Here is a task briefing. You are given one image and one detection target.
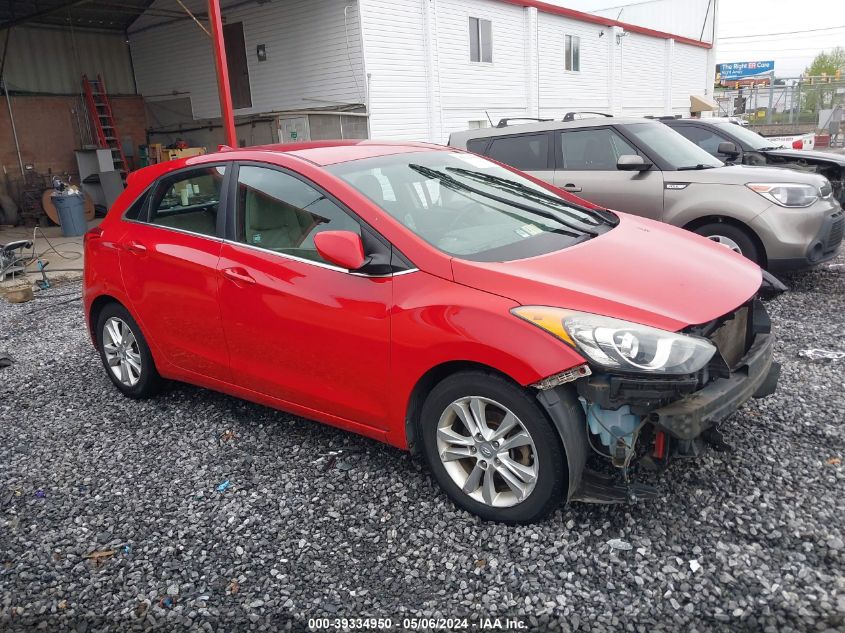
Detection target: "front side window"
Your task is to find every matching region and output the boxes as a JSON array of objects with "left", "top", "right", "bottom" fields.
[
  {"left": 623, "top": 123, "right": 723, "bottom": 170},
  {"left": 559, "top": 128, "right": 638, "bottom": 170},
  {"left": 235, "top": 165, "right": 360, "bottom": 264},
  {"left": 486, "top": 134, "right": 550, "bottom": 171},
  {"left": 711, "top": 121, "right": 780, "bottom": 151},
  {"left": 672, "top": 125, "right": 731, "bottom": 157},
  {"left": 469, "top": 17, "right": 492, "bottom": 63},
  {"left": 148, "top": 166, "right": 225, "bottom": 237},
  {"left": 565, "top": 35, "right": 580, "bottom": 72},
  {"left": 327, "top": 151, "right": 612, "bottom": 262}
]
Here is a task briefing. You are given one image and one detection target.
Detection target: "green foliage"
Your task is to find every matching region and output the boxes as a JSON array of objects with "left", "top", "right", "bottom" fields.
[
  {"left": 804, "top": 47, "right": 845, "bottom": 77},
  {"left": 801, "top": 48, "right": 845, "bottom": 113}
]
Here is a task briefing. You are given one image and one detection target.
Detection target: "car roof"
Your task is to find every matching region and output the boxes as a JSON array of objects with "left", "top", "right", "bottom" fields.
[
  {"left": 125, "top": 140, "right": 450, "bottom": 188},
  {"left": 663, "top": 118, "right": 739, "bottom": 127},
  {"left": 448, "top": 117, "right": 656, "bottom": 144},
  {"left": 227, "top": 140, "right": 446, "bottom": 166}
]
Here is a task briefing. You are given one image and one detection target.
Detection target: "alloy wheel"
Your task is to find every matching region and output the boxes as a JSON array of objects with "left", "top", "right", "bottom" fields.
[
  {"left": 706, "top": 234, "right": 742, "bottom": 254},
  {"left": 102, "top": 317, "right": 142, "bottom": 387},
  {"left": 436, "top": 396, "right": 539, "bottom": 508}
]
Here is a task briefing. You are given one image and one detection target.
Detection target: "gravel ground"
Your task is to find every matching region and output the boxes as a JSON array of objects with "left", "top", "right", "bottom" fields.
[{"left": 1, "top": 253, "right": 844, "bottom": 633}]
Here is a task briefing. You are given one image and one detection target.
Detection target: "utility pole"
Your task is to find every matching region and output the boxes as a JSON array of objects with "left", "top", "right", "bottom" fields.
[{"left": 208, "top": 0, "right": 236, "bottom": 147}]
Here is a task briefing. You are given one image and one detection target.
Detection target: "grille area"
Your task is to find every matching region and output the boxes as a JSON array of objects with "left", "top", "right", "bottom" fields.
[
  {"left": 826, "top": 211, "right": 844, "bottom": 254},
  {"left": 685, "top": 305, "right": 754, "bottom": 375},
  {"left": 708, "top": 307, "right": 749, "bottom": 369}
]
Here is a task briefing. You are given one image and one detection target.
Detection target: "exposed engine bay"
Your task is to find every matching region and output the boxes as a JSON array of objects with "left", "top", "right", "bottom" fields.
[{"left": 558, "top": 294, "right": 781, "bottom": 505}]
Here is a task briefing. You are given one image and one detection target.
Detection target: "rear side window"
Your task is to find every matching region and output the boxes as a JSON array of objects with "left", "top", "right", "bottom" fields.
[
  {"left": 123, "top": 190, "right": 149, "bottom": 221},
  {"left": 466, "top": 138, "right": 490, "bottom": 155},
  {"left": 235, "top": 165, "right": 361, "bottom": 265},
  {"left": 147, "top": 166, "right": 226, "bottom": 237},
  {"left": 486, "top": 134, "right": 550, "bottom": 171},
  {"left": 559, "top": 128, "right": 638, "bottom": 170}
]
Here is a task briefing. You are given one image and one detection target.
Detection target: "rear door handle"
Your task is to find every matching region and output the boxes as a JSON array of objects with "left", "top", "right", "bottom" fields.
[
  {"left": 124, "top": 241, "right": 147, "bottom": 254},
  {"left": 221, "top": 267, "right": 256, "bottom": 285},
  {"left": 562, "top": 183, "right": 582, "bottom": 192}
]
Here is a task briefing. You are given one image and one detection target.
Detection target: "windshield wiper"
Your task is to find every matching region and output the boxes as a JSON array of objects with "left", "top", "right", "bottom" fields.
[
  {"left": 445, "top": 167, "right": 618, "bottom": 227},
  {"left": 758, "top": 146, "right": 783, "bottom": 151},
  {"left": 409, "top": 164, "right": 597, "bottom": 237},
  {"left": 677, "top": 164, "right": 717, "bottom": 171}
]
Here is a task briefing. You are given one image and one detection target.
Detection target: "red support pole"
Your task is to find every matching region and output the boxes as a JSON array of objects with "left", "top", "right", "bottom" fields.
[{"left": 208, "top": 0, "right": 237, "bottom": 147}]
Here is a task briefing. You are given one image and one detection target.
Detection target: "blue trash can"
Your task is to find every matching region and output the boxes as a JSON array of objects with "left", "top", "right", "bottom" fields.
[{"left": 52, "top": 193, "right": 87, "bottom": 236}]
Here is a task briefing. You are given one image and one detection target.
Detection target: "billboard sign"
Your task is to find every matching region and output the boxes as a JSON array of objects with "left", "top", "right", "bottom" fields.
[{"left": 718, "top": 61, "right": 775, "bottom": 81}]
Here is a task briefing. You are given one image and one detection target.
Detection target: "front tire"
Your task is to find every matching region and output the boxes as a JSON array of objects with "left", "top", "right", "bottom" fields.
[
  {"left": 693, "top": 222, "right": 761, "bottom": 265},
  {"left": 96, "top": 303, "right": 163, "bottom": 399},
  {"left": 419, "top": 371, "right": 567, "bottom": 523}
]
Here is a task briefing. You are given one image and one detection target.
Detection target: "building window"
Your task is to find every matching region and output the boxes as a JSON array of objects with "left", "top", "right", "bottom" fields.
[
  {"left": 469, "top": 17, "right": 492, "bottom": 63},
  {"left": 467, "top": 120, "right": 490, "bottom": 129},
  {"left": 565, "top": 34, "right": 580, "bottom": 72}
]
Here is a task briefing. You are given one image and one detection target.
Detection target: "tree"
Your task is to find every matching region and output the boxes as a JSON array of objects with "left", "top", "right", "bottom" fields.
[
  {"left": 805, "top": 47, "right": 845, "bottom": 77},
  {"left": 802, "top": 47, "right": 845, "bottom": 112}
]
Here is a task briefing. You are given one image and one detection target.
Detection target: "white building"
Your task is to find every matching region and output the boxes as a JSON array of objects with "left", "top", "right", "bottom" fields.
[{"left": 125, "top": 0, "right": 716, "bottom": 146}]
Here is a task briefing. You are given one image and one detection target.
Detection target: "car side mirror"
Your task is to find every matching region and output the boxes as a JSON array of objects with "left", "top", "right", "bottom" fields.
[
  {"left": 617, "top": 155, "right": 652, "bottom": 171},
  {"left": 314, "top": 231, "right": 368, "bottom": 270},
  {"left": 717, "top": 141, "right": 740, "bottom": 158}
]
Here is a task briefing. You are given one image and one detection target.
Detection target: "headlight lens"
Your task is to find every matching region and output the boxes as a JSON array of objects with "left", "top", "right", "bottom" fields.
[
  {"left": 512, "top": 307, "right": 716, "bottom": 375},
  {"left": 746, "top": 182, "right": 819, "bottom": 207}
]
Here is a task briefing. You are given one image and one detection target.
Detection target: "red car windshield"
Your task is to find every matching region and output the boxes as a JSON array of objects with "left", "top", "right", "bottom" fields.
[{"left": 327, "top": 151, "right": 614, "bottom": 262}]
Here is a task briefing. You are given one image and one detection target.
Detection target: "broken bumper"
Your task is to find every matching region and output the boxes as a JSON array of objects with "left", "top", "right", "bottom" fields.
[{"left": 648, "top": 332, "right": 780, "bottom": 440}]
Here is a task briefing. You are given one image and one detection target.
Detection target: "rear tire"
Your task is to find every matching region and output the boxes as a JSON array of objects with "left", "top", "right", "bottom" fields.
[
  {"left": 419, "top": 371, "right": 567, "bottom": 524},
  {"left": 693, "top": 222, "right": 761, "bottom": 265},
  {"left": 96, "top": 303, "right": 163, "bottom": 399}
]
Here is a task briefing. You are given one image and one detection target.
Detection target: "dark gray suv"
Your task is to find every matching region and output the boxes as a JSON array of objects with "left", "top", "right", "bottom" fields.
[{"left": 660, "top": 116, "right": 845, "bottom": 204}]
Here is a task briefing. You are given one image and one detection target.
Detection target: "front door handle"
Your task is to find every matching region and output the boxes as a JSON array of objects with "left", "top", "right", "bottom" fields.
[
  {"left": 562, "top": 183, "right": 582, "bottom": 192},
  {"left": 221, "top": 267, "right": 256, "bottom": 285},
  {"left": 124, "top": 241, "right": 147, "bottom": 254}
]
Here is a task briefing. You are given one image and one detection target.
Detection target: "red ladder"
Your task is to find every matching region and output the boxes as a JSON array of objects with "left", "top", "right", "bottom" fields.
[{"left": 82, "top": 74, "right": 128, "bottom": 175}]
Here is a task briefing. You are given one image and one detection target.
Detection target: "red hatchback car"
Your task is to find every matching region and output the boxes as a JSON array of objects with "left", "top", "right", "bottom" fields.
[{"left": 84, "top": 141, "right": 780, "bottom": 523}]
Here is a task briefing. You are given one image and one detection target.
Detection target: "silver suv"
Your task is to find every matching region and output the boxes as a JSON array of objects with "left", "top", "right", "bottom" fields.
[{"left": 449, "top": 117, "right": 843, "bottom": 271}]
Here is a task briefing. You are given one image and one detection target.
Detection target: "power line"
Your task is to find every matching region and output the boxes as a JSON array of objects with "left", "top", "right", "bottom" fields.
[
  {"left": 719, "top": 47, "right": 843, "bottom": 54},
  {"left": 720, "top": 25, "right": 845, "bottom": 40}
]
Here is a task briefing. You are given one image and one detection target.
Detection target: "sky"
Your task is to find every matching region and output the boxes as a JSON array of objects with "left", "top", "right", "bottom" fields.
[
  {"left": 556, "top": 0, "right": 844, "bottom": 78},
  {"left": 715, "top": 0, "right": 845, "bottom": 78}
]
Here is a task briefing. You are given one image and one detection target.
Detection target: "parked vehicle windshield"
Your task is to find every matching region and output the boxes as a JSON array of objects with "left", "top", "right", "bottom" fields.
[
  {"left": 710, "top": 121, "right": 783, "bottom": 151},
  {"left": 327, "top": 151, "right": 614, "bottom": 262},
  {"left": 624, "top": 122, "right": 723, "bottom": 170}
]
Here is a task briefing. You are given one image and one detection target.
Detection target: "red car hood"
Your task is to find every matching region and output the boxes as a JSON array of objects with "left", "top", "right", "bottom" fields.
[{"left": 451, "top": 213, "right": 762, "bottom": 332}]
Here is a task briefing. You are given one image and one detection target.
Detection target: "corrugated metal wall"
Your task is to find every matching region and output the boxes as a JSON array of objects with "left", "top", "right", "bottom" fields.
[
  {"left": 129, "top": 0, "right": 365, "bottom": 120},
  {"left": 2, "top": 26, "right": 135, "bottom": 95}
]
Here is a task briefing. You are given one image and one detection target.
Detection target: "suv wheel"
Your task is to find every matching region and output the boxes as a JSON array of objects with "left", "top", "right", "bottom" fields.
[
  {"left": 420, "top": 371, "right": 566, "bottom": 523},
  {"left": 96, "top": 303, "right": 163, "bottom": 399},
  {"left": 694, "top": 222, "right": 761, "bottom": 265}
]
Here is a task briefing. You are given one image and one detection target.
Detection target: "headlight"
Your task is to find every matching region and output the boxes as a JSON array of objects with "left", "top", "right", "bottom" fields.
[
  {"left": 746, "top": 182, "right": 819, "bottom": 207},
  {"left": 512, "top": 307, "right": 716, "bottom": 375}
]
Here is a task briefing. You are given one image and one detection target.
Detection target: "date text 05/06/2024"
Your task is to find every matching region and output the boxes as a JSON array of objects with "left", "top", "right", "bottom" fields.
[{"left": 307, "top": 617, "right": 528, "bottom": 630}]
